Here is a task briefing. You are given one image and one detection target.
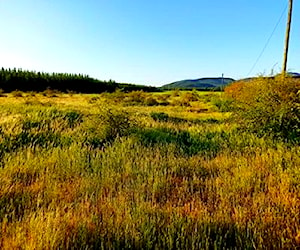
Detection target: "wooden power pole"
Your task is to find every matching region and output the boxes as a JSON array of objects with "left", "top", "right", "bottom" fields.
[{"left": 282, "top": 0, "right": 293, "bottom": 74}]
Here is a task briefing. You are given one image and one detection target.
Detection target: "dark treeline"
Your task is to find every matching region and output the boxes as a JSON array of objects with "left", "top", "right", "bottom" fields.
[{"left": 0, "top": 68, "right": 159, "bottom": 93}]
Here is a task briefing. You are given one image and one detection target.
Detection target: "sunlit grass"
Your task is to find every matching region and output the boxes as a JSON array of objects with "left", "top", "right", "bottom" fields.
[{"left": 0, "top": 91, "right": 299, "bottom": 249}]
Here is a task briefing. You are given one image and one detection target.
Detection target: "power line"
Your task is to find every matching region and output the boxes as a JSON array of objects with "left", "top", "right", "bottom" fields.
[{"left": 247, "top": 4, "right": 288, "bottom": 76}]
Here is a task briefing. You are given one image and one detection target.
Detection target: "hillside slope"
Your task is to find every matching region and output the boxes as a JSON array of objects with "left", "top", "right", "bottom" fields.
[{"left": 161, "top": 77, "right": 235, "bottom": 90}]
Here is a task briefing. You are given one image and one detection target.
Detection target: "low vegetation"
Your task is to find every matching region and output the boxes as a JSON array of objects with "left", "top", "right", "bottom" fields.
[
  {"left": 0, "top": 77, "right": 299, "bottom": 249},
  {"left": 225, "top": 76, "right": 300, "bottom": 142}
]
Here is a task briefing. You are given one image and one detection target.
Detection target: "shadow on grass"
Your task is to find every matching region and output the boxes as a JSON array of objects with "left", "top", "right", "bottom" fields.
[
  {"left": 60, "top": 218, "right": 256, "bottom": 249},
  {"left": 0, "top": 190, "right": 35, "bottom": 222},
  {"left": 135, "top": 127, "right": 229, "bottom": 157},
  {"left": 0, "top": 113, "right": 76, "bottom": 159},
  {"left": 150, "top": 112, "right": 222, "bottom": 125}
]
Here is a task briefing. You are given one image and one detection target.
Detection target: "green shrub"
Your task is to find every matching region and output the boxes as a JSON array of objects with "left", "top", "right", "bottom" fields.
[
  {"left": 225, "top": 76, "right": 300, "bottom": 142},
  {"left": 124, "top": 90, "right": 148, "bottom": 104},
  {"left": 99, "top": 109, "right": 135, "bottom": 141},
  {"left": 83, "top": 109, "right": 135, "bottom": 148}
]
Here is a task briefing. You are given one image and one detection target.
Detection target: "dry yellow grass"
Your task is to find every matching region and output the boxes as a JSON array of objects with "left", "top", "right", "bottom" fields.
[{"left": 0, "top": 91, "right": 299, "bottom": 249}]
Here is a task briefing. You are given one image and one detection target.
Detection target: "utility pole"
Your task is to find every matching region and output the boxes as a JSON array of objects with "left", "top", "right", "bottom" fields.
[{"left": 282, "top": 0, "right": 293, "bottom": 75}]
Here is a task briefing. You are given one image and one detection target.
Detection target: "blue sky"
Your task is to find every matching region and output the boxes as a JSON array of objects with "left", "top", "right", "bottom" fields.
[{"left": 0, "top": 0, "right": 299, "bottom": 86}]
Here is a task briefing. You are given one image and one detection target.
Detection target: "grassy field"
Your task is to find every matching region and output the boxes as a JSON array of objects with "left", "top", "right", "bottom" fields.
[{"left": 0, "top": 90, "right": 299, "bottom": 249}]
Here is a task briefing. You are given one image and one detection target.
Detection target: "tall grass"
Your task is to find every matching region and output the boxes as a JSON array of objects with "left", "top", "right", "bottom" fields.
[{"left": 0, "top": 90, "right": 299, "bottom": 249}]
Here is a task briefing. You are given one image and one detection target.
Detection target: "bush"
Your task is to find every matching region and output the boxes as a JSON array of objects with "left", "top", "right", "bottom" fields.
[
  {"left": 83, "top": 109, "right": 135, "bottom": 148},
  {"left": 124, "top": 90, "right": 148, "bottom": 104},
  {"left": 174, "top": 90, "right": 200, "bottom": 107},
  {"left": 99, "top": 109, "right": 135, "bottom": 141},
  {"left": 225, "top": 76, "right": 300, "bottom": 142}
]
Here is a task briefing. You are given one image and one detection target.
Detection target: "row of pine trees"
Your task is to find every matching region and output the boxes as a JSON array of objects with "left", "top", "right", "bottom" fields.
[{"left": 0, "top": 68, "right": 158, "bottom": 93}]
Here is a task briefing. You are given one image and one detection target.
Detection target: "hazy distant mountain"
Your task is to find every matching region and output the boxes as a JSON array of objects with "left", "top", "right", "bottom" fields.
[{"left": 161, "top": 77, "right": 235, "bottom": 90}]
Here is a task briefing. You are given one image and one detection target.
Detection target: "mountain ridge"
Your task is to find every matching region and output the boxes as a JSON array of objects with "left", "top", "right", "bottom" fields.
[{"left": 161, "top": 77, "right": 235, "bottom": 90}]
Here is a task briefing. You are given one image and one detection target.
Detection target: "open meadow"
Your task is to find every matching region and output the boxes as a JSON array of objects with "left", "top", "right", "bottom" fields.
[{"left": 0, "top": 84, "right": 299, "bottom": 249}]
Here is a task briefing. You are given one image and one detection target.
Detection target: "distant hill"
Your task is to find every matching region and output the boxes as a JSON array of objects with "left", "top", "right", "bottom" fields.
[{"left": 161, "top": 77, "right": 235, "bottom": 90}]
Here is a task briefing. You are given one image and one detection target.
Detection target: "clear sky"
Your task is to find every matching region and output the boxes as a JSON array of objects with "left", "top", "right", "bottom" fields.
[{"left": 0, "top": 0, "right": 299, "bottom": 86}]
